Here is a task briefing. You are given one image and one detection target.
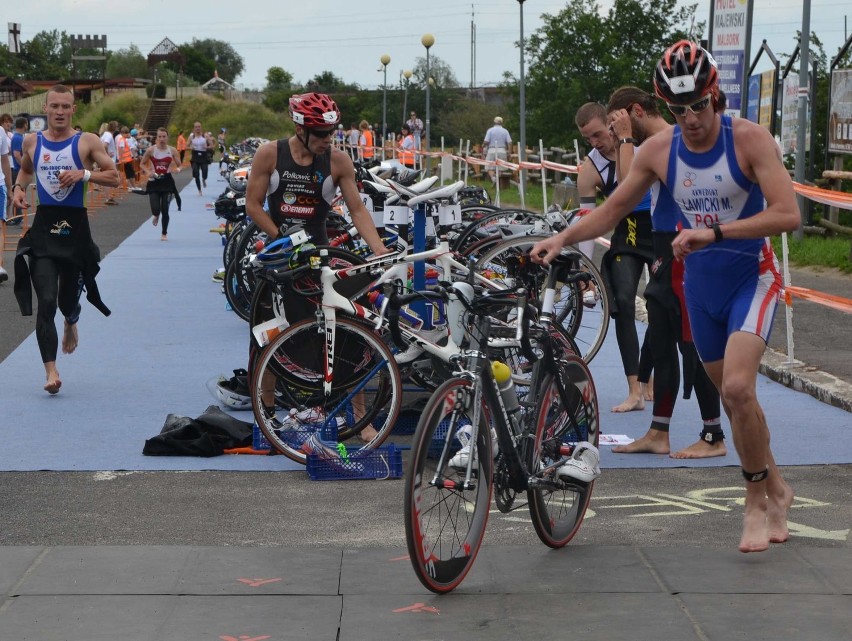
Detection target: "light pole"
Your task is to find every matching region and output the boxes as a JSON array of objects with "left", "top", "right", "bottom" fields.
[
  {"left": 517, "top": 0, "right": 527, "bottom": 207},
  {"left": 401, "top": 69, "right": 412, "bottom": 126},
  {"left": 421, "top": 33, "right": 435, "bottom": 171},
  {"left": 380, "top": 54, "right": 391, "bottom": 158}
]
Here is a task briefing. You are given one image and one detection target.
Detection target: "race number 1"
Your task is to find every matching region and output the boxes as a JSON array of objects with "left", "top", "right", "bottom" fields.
[{"left": 438, "top": 203, "right": 461, "bottom": 226}]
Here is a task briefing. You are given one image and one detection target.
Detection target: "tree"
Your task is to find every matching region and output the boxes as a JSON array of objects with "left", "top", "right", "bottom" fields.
[
  {"left": 523, "top": 0, "right": 699, "bottom": 147},
  {"left": 411, "top": 54, "right": 459, "bottom": 89},
  {"left": 177, "top": 38, "right": 244, "bottom": 84},
  {"left": 106, "top": 44, "right": 148, "bottom": 79},
  {"left": 265, "top": 66, "right": 293, "bottom": 92},
  {"left": 263, "top": 66, "right": 294, "bottom": 113},
  {"left": 304, "top": 71, "right": 356, "bottom": 94}
]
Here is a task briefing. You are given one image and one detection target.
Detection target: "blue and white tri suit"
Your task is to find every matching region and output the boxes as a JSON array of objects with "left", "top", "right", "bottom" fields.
[{"left": 665, "top": 115, "right": 782, "bottom": 362}]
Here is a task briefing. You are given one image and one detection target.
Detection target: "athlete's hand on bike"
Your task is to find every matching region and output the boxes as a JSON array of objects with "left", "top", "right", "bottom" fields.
[{"left": 530, "top": 235, "right": 565, "bottom": 266}]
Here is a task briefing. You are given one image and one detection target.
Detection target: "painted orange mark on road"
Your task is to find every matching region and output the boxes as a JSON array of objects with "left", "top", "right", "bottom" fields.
[
  {"left": 220, "top": 635, "right": 272, "bottom": 641},
  {"left": 237, "top": 578, "right": 283, "bottom": 587},
  {"left": 393, "top": 602, "right": 441, "bottom": 615},
  {"left": 389, "top": 554, "right": 410, "bottom": 562}
]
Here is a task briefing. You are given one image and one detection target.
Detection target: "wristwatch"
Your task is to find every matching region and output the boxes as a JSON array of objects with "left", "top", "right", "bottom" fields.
[
  {"left": 619, "top": 137, "right": 636, "bottom": 146},
  {"left": 712, "top": 222, "right": 724, "bottom": 242}
]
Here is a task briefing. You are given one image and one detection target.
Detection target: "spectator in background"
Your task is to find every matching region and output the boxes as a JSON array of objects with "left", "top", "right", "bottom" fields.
[
  {"left": 8, "top": 116, "right": 28, "bottom": 225},
  {"left": 358, "top": 120, "right": 374, "bottom": 162},
  {"left": 176, "top": 130, "right": 187, "bottom": 165},
  {"left": 347, "top": 123, "right": 360, "bottom": 161},
  {"left": 398, "top": 123, "right": 416, "bottom": 169},
  {"left": 406, "top": 111, "right": 424, "bottom": 150},
  {"left": 482, "top": 116, "right": 512, "bottom": 185}
]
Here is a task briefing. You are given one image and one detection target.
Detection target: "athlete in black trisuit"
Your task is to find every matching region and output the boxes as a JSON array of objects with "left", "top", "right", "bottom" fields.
[{"left": 243, "top": 92, "right": 391, "bottom": 439}]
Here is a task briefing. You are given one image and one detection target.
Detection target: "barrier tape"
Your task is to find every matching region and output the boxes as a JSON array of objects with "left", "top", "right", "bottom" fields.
[{"left": 786, "top": 285, "right": 852, "bottom": 314}]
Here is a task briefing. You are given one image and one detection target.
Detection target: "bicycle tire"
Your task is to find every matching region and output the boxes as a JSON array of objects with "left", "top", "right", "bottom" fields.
[
  {"left": 403, "top": 376, "right": 493, "bottom": 593},
  {"left": 222, "top": 218, "right": 249, "bottom": 269},
  {"left": 452, "top": 208, "right": 543, "bottom": 255},
  {"left": 252, "top": 316, "right": 403, "bottom": 464},
  {"left": 473, "top": 235, "right": 610, "bottom": 363},
  {"left": 224, "top": 258, "right": 252, "bottom": 321},
  {"left": 527, "top": 355, "right": 599, "bottom": 548}
]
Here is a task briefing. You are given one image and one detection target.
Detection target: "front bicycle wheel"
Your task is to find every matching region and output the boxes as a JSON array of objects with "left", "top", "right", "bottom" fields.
[
  {"left": 404, "top": 377, "right": 493, "bottom": 594},
  {"left": 252, "top": 317, "right": 403, "bottom": 464},
  {"left": 527, "top": 355, "right": 599, "bottom": 548}
]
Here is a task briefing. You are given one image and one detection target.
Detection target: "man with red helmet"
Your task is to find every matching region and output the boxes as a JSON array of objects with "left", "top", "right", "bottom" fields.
[
  {"left": 246, "top": 92, "right": 387, "bottom": 254},
  {"left": 532, "top": 40, "right": 800, "bottom": 554}
]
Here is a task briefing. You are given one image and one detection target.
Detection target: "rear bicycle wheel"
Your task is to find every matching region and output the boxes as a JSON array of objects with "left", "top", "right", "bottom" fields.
[
  {"left": 404, "top": 377, "right": 493, "bottom": 594},
  {"left": 252, "top": 317, "right": 403, "bottom": 464},
  {"left": 474, "top": 235, "right": 609, "bottom": 362},
  {"left": 527, "top": 355, "right": 599, "bottom": 548}
]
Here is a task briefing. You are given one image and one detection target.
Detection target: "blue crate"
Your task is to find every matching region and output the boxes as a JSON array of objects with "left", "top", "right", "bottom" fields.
[
  {"left": 252, "top": 422, "right": 271, "bottom": 451},
  {"left": 306, "top": 444, "right": 403, "bottom": 481}
]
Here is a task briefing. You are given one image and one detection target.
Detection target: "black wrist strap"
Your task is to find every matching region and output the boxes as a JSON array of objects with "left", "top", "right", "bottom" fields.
[{"left": 712, "top": 222, "right": 724, "bottom": 242}]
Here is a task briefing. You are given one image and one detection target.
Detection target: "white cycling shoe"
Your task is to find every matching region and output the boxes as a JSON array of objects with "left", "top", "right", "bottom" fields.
[
  {"left": 556, "top": 441, "right": 601, "bottom": 483},
  {"left": 449, "top": 424, "right": 498, "bottom": 469}
]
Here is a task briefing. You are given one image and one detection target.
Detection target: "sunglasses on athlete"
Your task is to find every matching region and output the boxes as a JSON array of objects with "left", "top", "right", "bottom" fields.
[
  {"left": 310, "top": 128, "right": 336, "bottom": 138},
  {"left": 666, "top": 95, "right": 712, "bottom": 117}
]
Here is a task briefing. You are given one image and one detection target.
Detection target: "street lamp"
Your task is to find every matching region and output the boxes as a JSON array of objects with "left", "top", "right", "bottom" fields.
[
  {"left": 421, "top": 33, "right": 435, "bottom": 170},
  {"left": 517, "top": 0, "right": 527, "bottom": 207},
  {"left": 401, "top": 69, "right": 412, "bottom": 126},
  {"left": 380, "top": 54, "right": 391, "bottom": 159}
]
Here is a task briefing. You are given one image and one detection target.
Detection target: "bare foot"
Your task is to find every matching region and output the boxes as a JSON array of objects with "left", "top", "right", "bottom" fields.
[
  {"left": 359, "top": 424, "right": 379, "bottom": 443},
  {"left": 62, "top": 321, "right": 78, "bottom": 354},
  {"left": 612, "top": 394, "right": 645, "bottom": 413},
  {"left": 612, "top": 430, "right": 670, "bottom": 454},
  {"left": 739, "top": 495, "right": 770, "bottom": 553},
  {"left": 152, "top": 215, "right": 159, "bottom": 227},
  {"left": 641, "top": 380, "right": 654, "bottom": 401},
  {"left": 161, "top": 234, "right": 168, "bottom": 241},
  {"left": 671, "top": 439, "right": 727, "bottom": 459},
  {"left": 44, "top": 374, "right": 62, "bottom": 395},
  {"left": 767, "top": 482, "right": 795, "bottom": 544}
]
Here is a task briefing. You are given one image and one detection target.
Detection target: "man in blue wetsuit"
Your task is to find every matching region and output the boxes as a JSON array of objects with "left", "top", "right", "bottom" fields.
[
  {"left": 531, "top": 41, "right": 800, "bottom": 554},
  {"left": 11, "top": 84, "right": 120, "bottom": 394}
]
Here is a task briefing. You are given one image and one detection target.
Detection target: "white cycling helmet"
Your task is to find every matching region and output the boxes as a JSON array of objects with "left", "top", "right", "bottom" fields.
[{"left": 216, "top": 369, "right": 252, "bottom": 410}]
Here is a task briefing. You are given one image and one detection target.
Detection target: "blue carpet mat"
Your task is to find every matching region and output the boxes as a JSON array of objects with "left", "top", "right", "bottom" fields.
[{"left": 0, "top": 184, "right": 849, "bottom": 471}]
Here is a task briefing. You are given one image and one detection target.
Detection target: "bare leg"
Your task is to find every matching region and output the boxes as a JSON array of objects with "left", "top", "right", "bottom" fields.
[
  {"left": 612, "top": 427, "right": 670, "bottom": 454},
  {"left": 62, "top": 320, "right": 78, "bottom": 354},
  {"left": 703, "top": 333, "right": 792, "bottom": 553},
  {"left": 44, "top": 362, "right": 62, "bottom": 394},
  {"left": 612, "top": 375, "right": 645, "bottom": 413}
]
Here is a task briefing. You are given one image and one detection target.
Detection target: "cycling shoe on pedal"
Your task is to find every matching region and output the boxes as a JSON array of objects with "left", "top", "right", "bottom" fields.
[
  {"left": 556, "top": 441, "right": 601, "bottom": 483},
  {"left": 449, "top": 424, "right": 498, "bottom": 469}
]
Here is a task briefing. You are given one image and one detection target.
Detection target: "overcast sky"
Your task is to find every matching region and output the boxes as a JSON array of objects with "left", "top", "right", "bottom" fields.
[{"left": 7, "top": 0, "right": 851, "bottom": 89}]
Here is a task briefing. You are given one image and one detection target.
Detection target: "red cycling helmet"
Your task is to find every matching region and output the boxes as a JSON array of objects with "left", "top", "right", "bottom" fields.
[
  {"left": 288, "top": 93, "right": 341, "bottom": 128},
  {"left": 653, "top": 40, "right": 719, "bottom": 105}
]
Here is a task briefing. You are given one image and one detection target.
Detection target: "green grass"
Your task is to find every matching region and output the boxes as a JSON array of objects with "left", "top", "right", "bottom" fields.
[{"left": 772, "top": 234, "right": 852, "bottom": 273}]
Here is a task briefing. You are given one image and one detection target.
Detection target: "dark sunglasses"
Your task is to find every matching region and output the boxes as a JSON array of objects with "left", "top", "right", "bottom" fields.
[
  {"left": 666, "top": 95, "right": 712, "bottom": 117},
  {"left": 310, "top": 128, "right": 336, "bottom": 138}
]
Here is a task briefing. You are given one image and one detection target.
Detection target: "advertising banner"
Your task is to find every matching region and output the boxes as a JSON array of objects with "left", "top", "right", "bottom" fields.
[
  {"left": 710, "top": 0, "right": 752, "bottom": 116},
  {"left": 758, "top": 69, "right": 775, "bottom": 129},
  {"left": 746, "top": 74, "right": 761, "bottom": 122},
  {"left": 828, "top": 69, "right": 852, "bottom": 155}
]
